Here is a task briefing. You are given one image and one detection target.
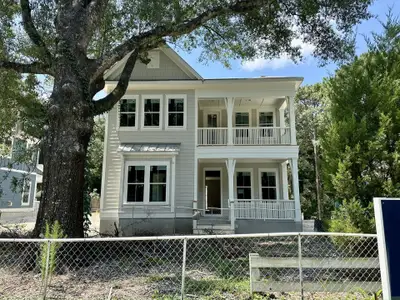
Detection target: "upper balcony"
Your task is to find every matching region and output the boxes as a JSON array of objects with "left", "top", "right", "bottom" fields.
[{"left": 196, "top": 96, "right": 296, "bottom": 147}]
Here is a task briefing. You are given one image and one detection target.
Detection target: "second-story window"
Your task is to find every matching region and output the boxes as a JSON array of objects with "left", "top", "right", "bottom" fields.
[
  {"left": 142, "top": 95, "right": 162, "bottom": 129},
  {"left": 259, "top": 112, "right": 274, "bottom": 127},
  {"left": 119, "top": 98, "right": 137, "bottom": 128},
  {"left": 166, "top": 95, "right": 186, "bottom": 129}
]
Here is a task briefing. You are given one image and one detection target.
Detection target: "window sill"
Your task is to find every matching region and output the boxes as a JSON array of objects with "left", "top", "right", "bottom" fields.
[
  {"left": 140, "top": 127, "right": 163, "bottom": 131},
  {"left": 123, "top": 202, "right": 169, "bottom": 206},
  {"left": 165, "top": 127, "right": 187, "bottom": 131},
  {"left": 117, "top": 127, "right": 138, "bottom": 131}
]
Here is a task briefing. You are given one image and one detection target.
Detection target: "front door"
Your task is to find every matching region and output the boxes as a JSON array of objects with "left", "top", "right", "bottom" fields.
[{"left": 204, "top": 170, "right": 221, "bottom": 215}]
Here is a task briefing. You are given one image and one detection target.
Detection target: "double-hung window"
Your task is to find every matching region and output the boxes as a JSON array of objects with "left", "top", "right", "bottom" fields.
[
  {"left": 258, "top": 111, "right": 274, "bottom": 137},
  {"left": 21, "top": 177, "right": 31, "bottom": 206},
  {"left": 236, "top": 170, "right": 252, "bottom": 199},
  {"left": 142, "top": 95, "right": 162, "bottom": 129},
  {"left": 260, "top": 170, "right": 278, "bottom": 200},
  {"left": 235, "top": 111, "right": 250, "bottom": 142},
  {"left": 125, "top": 162, "right": 169, "bottom": 204},
  {"left": 119, "top": 96, "right": 138, "bottom": 129},
  {"left": 166, "top": 95, "right": 186, "bottom": 129}
]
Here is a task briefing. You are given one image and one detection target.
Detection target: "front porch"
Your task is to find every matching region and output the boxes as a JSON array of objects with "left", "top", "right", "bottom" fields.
[{"left": 193, "top": 158, "right": 301, "bottom": 233}]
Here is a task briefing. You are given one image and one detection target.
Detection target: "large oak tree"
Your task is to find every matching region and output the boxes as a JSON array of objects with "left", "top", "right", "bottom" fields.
[{"left": 0, "top": 0, "right": 372, "bottom": 237}]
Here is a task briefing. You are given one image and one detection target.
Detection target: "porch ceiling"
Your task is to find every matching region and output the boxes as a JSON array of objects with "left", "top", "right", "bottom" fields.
[{"left": 198, "top": 97, "right": 285, "bottom": 109}]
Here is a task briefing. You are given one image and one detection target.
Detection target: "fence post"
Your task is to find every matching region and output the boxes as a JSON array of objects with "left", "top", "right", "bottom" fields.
[
  {"left": 42, "top": 240, "right": 51, "bottom": 300},
  {"left": 298, "top": 234, "right": 304, "bottom": 300},
  {"left": 181, "top": 238, "right": 188, "bottom": 300}
]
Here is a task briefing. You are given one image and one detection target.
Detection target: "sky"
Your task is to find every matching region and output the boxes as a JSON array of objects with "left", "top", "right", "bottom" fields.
[{"left": 174, "top": 0, "right": 400, "bottom": 85}]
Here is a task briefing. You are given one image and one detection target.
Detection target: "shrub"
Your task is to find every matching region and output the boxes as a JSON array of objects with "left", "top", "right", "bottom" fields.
[
  {"left": 40, "top": 221, "right": 65, "bottom": 279},
  {"left": 329, "top": 198, "right": 375, "bottom": 234}
]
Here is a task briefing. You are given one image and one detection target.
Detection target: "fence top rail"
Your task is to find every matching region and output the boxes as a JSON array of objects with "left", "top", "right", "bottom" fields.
[{"left": 0, "top": 232, "right": 377, "bottom": 243}]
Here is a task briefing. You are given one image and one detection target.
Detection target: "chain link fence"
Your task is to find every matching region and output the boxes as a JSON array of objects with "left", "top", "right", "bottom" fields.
[{"left": 0, "top": 233, "right": 381, "bottom": 299}]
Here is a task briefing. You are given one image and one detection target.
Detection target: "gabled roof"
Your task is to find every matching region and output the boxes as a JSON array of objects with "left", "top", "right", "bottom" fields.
[{"left": 103, "top": 45, "right": 202, "bottom": 81}]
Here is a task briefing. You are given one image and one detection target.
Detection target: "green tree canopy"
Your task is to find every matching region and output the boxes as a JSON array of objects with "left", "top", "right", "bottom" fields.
[{"left": 322, "top": 17, "right": 400, "bottom": 207}]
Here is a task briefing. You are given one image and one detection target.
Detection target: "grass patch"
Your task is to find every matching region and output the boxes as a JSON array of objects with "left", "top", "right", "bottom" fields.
[{"left": 185, "top": 277, "right": 250, "bottom": 299}]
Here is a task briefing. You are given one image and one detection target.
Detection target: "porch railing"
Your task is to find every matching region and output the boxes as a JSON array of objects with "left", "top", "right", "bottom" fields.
[
  {"left": 197, "top": 127, "right": 291, "bottom": 146},
  {"left": 233, "top": 127, "right": 291, "bottom": 145},
  {"left": 197, "top": 128, "right": 228, "bottom": 145},
  {"left": 234, "top": 199, "right": 295, "bottom": 220}
]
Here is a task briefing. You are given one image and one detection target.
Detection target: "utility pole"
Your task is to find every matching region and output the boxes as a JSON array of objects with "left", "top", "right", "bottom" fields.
[{"left": 312, "top": 129, "right": 321, "bottom": 220}]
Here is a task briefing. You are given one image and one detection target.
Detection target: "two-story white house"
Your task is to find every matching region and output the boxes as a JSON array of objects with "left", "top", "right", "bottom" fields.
[{"left": 100, "top": 46, "right": 303, "bottom": 235}]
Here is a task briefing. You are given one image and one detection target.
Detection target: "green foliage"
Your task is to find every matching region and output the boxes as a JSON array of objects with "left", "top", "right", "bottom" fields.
[
  {"left": 295, "top": 84, "right": 331, "bottom": 219},
  {"left": 86, "top": 116, "right": 105, "bottom": 193},
  {"left": 329, "top": 198, "right": 375, "bottom": 234},
  {"left": 314, "top": 16, "right": 400, "bottom": 231},
  {"left": 40, "top": 221, "right": 65, "bottom": 280}
]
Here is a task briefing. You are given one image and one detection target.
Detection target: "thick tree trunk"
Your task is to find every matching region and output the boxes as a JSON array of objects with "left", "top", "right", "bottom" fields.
[{"left": 33, "top": 67, "right": 94, "bottom": 238}]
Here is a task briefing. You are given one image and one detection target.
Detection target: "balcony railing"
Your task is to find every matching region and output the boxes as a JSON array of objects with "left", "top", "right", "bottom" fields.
[
  {"left": 197, "top": 127, "right": 291, "bottom": 146},
  {"left": 197, "top": 128, "right": 228, "bottom": 145},
  {"left": 234, "top": 199, "right": 295, "bottom": 220}
]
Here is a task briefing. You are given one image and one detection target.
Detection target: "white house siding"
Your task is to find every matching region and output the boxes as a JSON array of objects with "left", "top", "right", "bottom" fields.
[
  {"left": 101, "top": 89, "right": 196, "bottom": 222},
  {"left": 108, "top": 51, "right": 194, "bottom": 81},
  {"left": 197, "top": 162, "right": 285, "bottom": 217}
]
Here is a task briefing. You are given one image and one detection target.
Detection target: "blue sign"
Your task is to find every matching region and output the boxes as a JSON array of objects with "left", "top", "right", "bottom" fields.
[{"left": 374, "top": 198, "right": 400, "bottom": 300}]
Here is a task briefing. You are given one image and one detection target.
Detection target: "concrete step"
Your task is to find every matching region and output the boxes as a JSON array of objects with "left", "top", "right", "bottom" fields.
[
  {"left": 193, "top": 223, "right": 234, "bottom": 235},
  {"left": 193, "top": 228, "right": 235, "bottom": 235}
]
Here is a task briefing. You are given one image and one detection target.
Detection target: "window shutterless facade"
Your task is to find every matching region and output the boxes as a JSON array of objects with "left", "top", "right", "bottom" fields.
[
  {"left": 166, "top": 95, "right": 187, "bottom": 129},
  {"left": 124, "top": 161, "right": 170, "bottom": 205},
  {"left": 21, "top": 177, "right": 31, "bottom": 206},
  {"left": 142, "top": 95, "right": 163, "bottom": 129},
  {"left": 259, "top": 169, "right": 278, "bottom": 200},
  {"left": 119, "top": 97, "right": 138, "bottom": 129},
  {"left": 236, "top": 169, "right": 253, "bottom": 199}
]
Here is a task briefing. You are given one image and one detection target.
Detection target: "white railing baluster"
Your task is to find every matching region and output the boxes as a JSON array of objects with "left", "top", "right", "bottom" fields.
[
  {"left": 234, "top": 199, "right": 295, "bottom": 220},
  {"left": 198, "top": 127, "right": 291, "bottom": 145}
]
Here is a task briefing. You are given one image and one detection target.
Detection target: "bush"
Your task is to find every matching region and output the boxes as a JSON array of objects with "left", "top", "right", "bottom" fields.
[{"left": 328, "top": 198, "right": 375, "bottom": 234}]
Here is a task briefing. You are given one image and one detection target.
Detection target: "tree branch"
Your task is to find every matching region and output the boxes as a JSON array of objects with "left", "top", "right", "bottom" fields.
[
  {"left": 92, "top": 0, "right": 263, "bottom": 82},
  {"left": 20, "top": 0, "right": 52, "bottom": 61},
  {"left": 0, "top": 60, "right": 53, "bottom": 75},
  {"left": 92, "top": 49, "right": 139, "bottom": 115}
]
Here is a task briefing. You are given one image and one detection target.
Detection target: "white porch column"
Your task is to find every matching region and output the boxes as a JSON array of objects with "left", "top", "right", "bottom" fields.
[
  {"left": 279, "top": 108, "right": 285, "bottom": 127},
  {"left": 281, "top": 161, "right": 289, "bottom": 200},
  {"left": 225, "top": 158, "right": 236, "bottom": 230},
  {"left": 287, "top": 96, "right": 297, "bottom": 145},
  {"left": 291, "top": 158, "right": 301, "bottom": 222},
  {"left": 224, "top": 97, "right": 234, "bottom": 145}
]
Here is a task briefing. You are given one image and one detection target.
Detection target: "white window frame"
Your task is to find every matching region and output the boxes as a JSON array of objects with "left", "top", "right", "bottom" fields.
[
  {"left": 165, "top": 94, "right": 187, "bottom": 130},
  {"left": 257, "top": 108, "right": 276, "bottom": 127},
  {"left": 258, "top": 168, "right": 280, "bottom": 200},
  {"left": 235, "top": 168, "right": 254, "bottom": 199},
  {"left": 21, "top": 177, "right": 31, "bottom": 206},
  {"left": 123, "top": 160, "right": 170, "bottom": 205},
  {"left": 141, "top": 94, "right": 163, "bottom": 130},
  {"left": 233, "top": 109, "right": 252, "bottom": 127},
  {"left": 118, "top": 95, "right": 139, "bottom": 131}
]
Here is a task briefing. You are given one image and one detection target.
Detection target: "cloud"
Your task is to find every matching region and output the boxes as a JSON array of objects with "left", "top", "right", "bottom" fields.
[{"left": 241, "top": 39, "right": 315, "bottom": 71}]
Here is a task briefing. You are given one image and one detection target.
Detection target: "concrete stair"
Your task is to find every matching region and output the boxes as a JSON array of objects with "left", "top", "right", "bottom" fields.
[{"left": 193, "top": 218, "right": 234, "bottom": 234}]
